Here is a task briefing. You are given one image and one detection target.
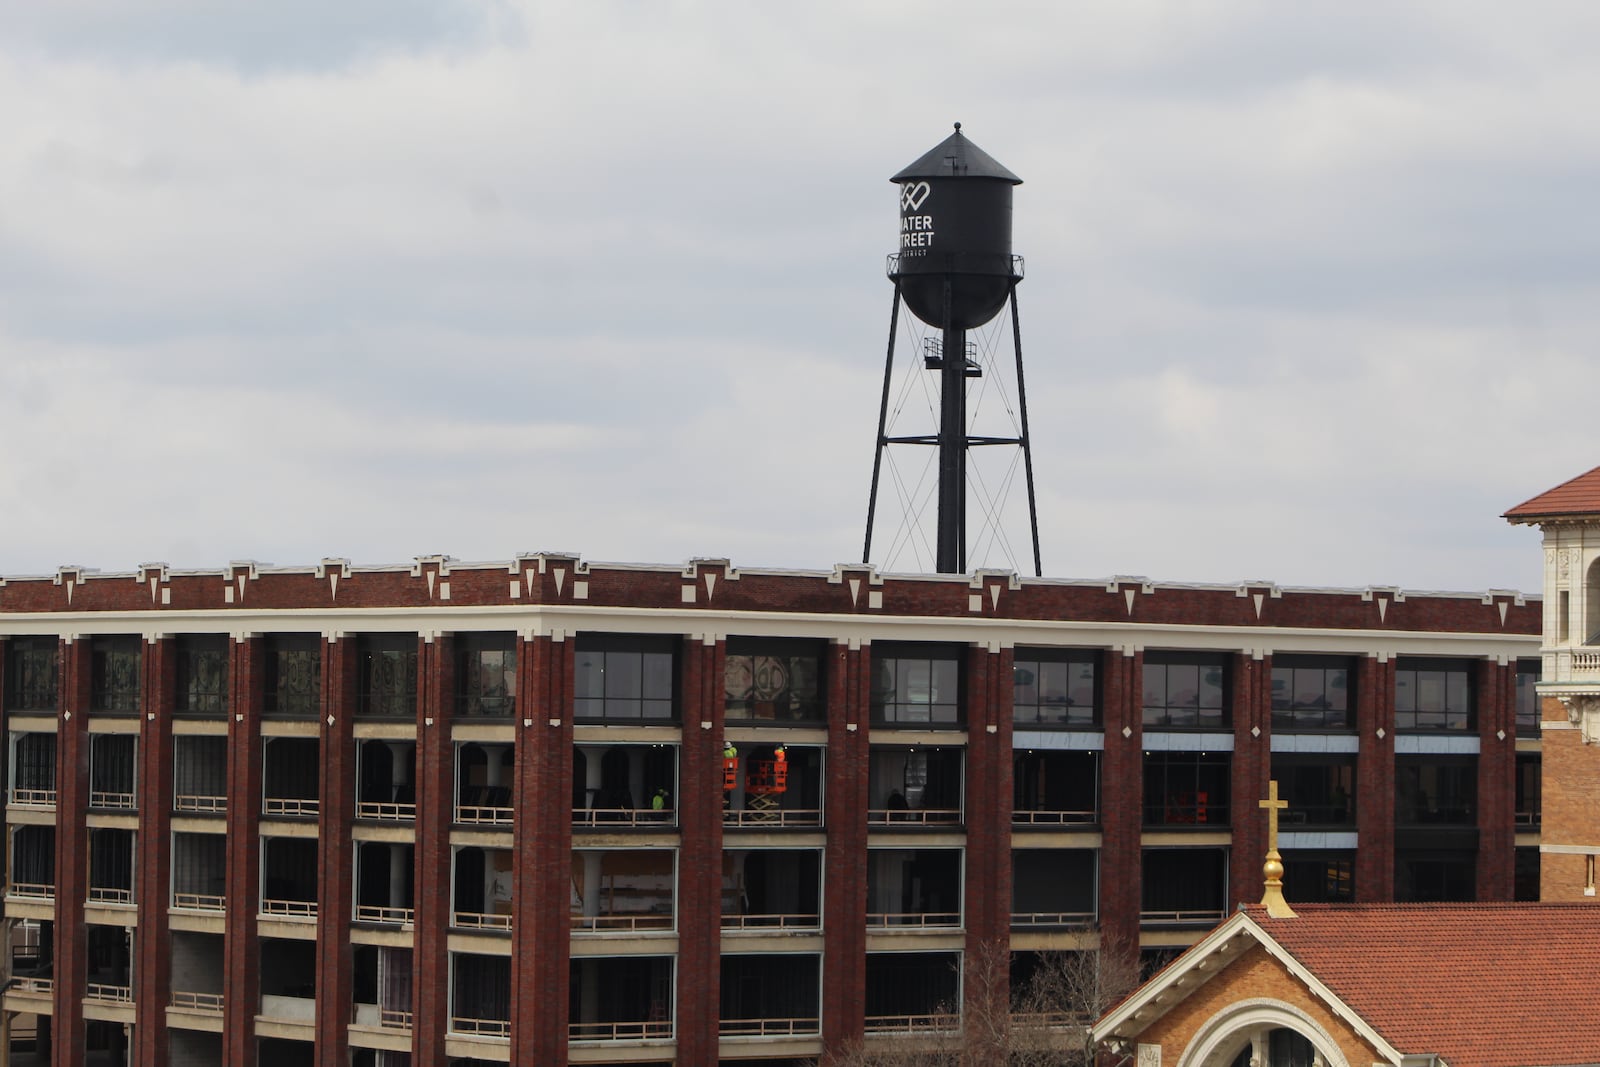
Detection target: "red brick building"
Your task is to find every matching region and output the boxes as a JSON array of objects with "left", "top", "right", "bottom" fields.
[{"left": 0, "top": 554, "right": 1540, "bottom": 1065}]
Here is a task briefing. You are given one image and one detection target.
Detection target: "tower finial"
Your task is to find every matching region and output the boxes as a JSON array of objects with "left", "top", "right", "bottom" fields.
[
  {"left": 1259, "top": 779, "right": 1297, "bottom": 918},
  {"left": 953, "top": 121, "right": 962, "bottom": 132}
]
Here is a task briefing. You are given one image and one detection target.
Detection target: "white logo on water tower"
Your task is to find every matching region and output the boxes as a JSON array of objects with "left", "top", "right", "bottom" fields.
[{"left": 900, "top": 181, "right": 931, "bottom": 211}]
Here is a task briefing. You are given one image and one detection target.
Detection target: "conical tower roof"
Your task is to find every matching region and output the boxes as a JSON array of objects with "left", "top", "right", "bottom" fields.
[{"left": 892, "top": 123, "right": 1021, "bottom": 184}]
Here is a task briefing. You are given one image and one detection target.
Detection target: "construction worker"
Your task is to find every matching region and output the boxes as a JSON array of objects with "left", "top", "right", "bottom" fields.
[
  {"left": 724, "top": 740, "right": 738, "bottom": 760},
  {"left": 773, "top": 744, "right": 787, "bottom": 764},
  {"left": 651, "top": 788, "right": 669, "bottom": 811}
]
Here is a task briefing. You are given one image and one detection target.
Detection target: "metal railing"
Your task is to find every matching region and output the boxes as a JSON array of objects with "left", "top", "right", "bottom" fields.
[
  {"left": 1140, "top": 909, "right": 1225, "bottom": 926},
  {"left": 570, "top": 913, "right": 674, "bottom": 933},
  {"left": 261, "top": 898, "right": 318, "bottom": 918},
  {"left": 1010, "top": 910, "right": 1096, "bottom": 928},
  {"left": 864, "top": 1012, "right": 960, "bottom": 1034},
  {"left": 356, "top": 800, "right": 416, "bottom": 821},
  {"left": 172, "top": 892, "right": 225, "bottom": 911},
  {"left": 572, "top": 808, "right": 674, "bottom": 828},
  {"left": 454, "top": 911, "right": 512, "bottom": 931},
  {"left": 262, "top": 797, "right": 319, "bottom": 817},
  {"left": 7, "top": 882, "right": 55, "bottom": 900},
  {"left": 90, "top": 791, "right": 136, "bottom": 810},
  {"left": 451, "top": 1016, "right": 510, "bottom": 1037},
  {"left": 9, "top": 976, "right": 52, "bottom": 995},
  {"left": 88, "top": 886, "right": 134, "bottom": 905},
  {"left": 355, "top": 904, "right": 414, "bottom": 925},
  {"left": 86, "top": 983, "right": 133, "bottom": 1003},
  {"left": 1011, "top": 809, "right": 1097, "bottom": 826},
  {"left": 455, "top": 804, "right": 512, "bottom": 826},
  {"left": 723, "top": 808, "right": 822, "bottom": 828},
  {"left": 174, "top": 794, "right": 227, "bottom": 813},
  {"left": 381, "top": 1007, "right": 414, "bottom": 1030},
  {"left": 569, "top": 1019, "right": 673, "bottom": 1041},
  {"left": 719, "top": 1016, "right": 820, "bottom": 1037},
  {"left": 171, "top": 990, "right": 223, "bottom": 1013},
  {"left": 866, "top": 912, "right": 960, "bottom": 928},
  {"left": 868, "top": 808, "right": 961, "bottom": 826},
  {"left": 1516, "top": 810, "right": 1541, "bottom": 827},
  {"left": 10, "top": 788, "right": 56, "bottom": 807},
  {"left": 720, "top": 913, "right": 820, "bottom": 931}
]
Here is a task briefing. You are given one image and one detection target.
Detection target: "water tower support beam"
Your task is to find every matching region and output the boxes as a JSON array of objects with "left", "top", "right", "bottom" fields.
[
  {"left": 1011, "top": 284, "right": 1043, "bottom": 577},
  {"left": 862, "top": 279, "right": 903, "bottom": 566},
  {"left": 937, "top": 277, "right": 968, "bottom": 573}
]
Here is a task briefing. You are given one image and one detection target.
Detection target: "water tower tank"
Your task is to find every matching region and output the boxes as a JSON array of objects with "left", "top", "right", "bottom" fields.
[{"left": 890, "top": 123, "right": 1022, "bottom": 330}]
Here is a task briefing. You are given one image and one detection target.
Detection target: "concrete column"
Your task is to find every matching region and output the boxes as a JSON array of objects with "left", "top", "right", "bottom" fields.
[
  {"left": 581, "top": 852, "right": 602, "bottom": 919},
  {"left": 581, "top": 744, "right": 605, "bottom": 810}
]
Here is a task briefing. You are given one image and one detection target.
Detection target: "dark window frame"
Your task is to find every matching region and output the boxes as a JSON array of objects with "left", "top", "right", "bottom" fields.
[
  {"left": 870, "top": 642, "right": 964, "bottom": 727},
  {"left": 574, "top": 633, "right": 679, "bottom": 723},
  {"left": 90, "top": 636, "right": 142, "bottom": 714},
  {"left": 1142, "top": 652, "right": 1228, "bottom": 729},
  {"left": 1393, "top": 657, "right": 1476, "bottom": 731},
  {"left": 1515, "top": 659, "right": 1541, "bottom": 737},
  {"left": 1395, "top": 755, "right": 1477, "bottom": 826},
  {"left": 176, "top": 635, "right": 229, "bottom": 715},
  {"left": 357, "top": 634, "right": 418, "bottom": 719},
  {"left": 724, "top": 637, "right": 825, "bottom": 724},
  {"left": 1013, "top": 648, "right": 1099, "bottom": 727},
  {"left": 1142, "top": 750, "right": 1232, "bottom": 827},
  {"left": 456, "top": 632, "right": 517, "bottom": 719},
  {"left": 1269, "top": 754, "right": 1357, "bottom": 827},
  {"left": 4, "top": 637, "right": 59, "bottom": 712},
  {"left": 265, "top": 634, "right": 321, "bottom": 718},
  {"left": 1270, "top": 654, "right": 1354, "bottom": 731}
]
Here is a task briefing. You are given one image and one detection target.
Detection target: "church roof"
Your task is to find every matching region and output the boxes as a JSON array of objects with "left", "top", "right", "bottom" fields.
[
  {"left": 1504, "top": 464, "right": 1600, "bottom": 522},
  {"left": 1097, "top": 903, "right": 1600, "bottom": 1067},
  {"left": 1257, "top": 903, "right": 1600, "bottom": 1067}
]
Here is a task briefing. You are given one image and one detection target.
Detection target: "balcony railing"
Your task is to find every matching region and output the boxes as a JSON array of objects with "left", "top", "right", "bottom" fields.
[
  {"left": 719, "top": 1017, "right": 820, "bottom": 1037},
  {"left": 868, "top": 808, "right": 961, "bottom": 826},
  {"left": 722, "top": 808, "right": 822, "bottom": 828},
  {"left": 355, "top": 904, "right": 415, "bottom": 925},
  {"left": 1516, "top": 810, "right": 1541, "bottom": 828},
  {"left": 90, "top": 791, "right": 136, "bottom": 810},
  {"left": 174, "top": 794, "right": 227, "bottom": 814},
  {"left": 171, "top": 990, "right": 224, "bottom": 1013},
  {"left": 451, "top": 1016, "right": 510, "bottom": 1038},
  {"left": 1011, "top": 809, "right": 1097, "bottom": 826},
  {"left": 381, "top": 1007, "right": 414, "bottom": 1030},
  {"left": 1140, "top": 908, "right": 1226, "bottom": 926},
  {"left": 10, "top": 788, "right": 56, "bottom": 807},
  {"left": 573, "top": 808, "right": 674, "bottom": 828},
  {"left": 454, "top": 911, "right": 512, "bottom": 931},
  {"left": 356, "top": 800, "right": 416, "bottom": 821},
  {"left": 172, "top": 892, "right": 225, "bottom": 911},
  {"left": 864, "top": 1013, "right": 959, "bottom": 1034},
  {"left": 570, "top": 913, "right": 674, "bottom": 933},
  {"left": 88, "top": 886, "right": 134, "bottom": 905},
  {"left": 455, "top": 804, "right": 512, "bottom": 826},
  {"left": 1010, "top": 910, "right": 1096, "bottom": 928},
  {"left": 720, "top": 913, "right": 820, "bottom": 931},
  {"left": 569, "top": 1020, "right": 673, "bottom": 1041},
  {"left": 7, "top": 882, "right": 55, "bottom": 901},
  {"left": 866, "top": 912, "right": 960, "bottom": 928},
  {"left": 262, "top": 797, "right": 319, "bottom": 817},
  {"left": 261, "top": 898, "right": 318, "bottom": 918},
  {"left": 85, "top": 983, "right": 133, "bottom": 1004},
  {"left": 9, "top": 976, "right": 52, "bottom": 996}
]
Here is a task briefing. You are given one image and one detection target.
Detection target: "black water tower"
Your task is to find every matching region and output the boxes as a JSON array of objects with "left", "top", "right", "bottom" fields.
[{"left": 865, "top": 124, "right": 1041, "bottom": 575}]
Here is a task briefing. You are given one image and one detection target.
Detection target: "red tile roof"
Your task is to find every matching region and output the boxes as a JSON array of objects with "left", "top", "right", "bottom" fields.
[
  {"left": 1245, "top": 903, "right": 1600, "bottom": 1067},
  {"left": 1504, "top": 465, "right": 1600, "bottom": 521}
]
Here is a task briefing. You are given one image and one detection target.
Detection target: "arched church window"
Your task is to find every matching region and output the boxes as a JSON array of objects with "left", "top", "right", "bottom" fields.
[{"left": 1227, "top": 1027, "right": 1318, "bottom": 1067}]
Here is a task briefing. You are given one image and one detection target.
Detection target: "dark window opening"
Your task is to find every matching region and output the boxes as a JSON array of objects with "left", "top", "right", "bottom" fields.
[
  {"left": 356, "top": 842, "right": 416, "bottom": 924},
  {"left": 863, "top": 952, "right": 958, "bottom": 1029},
  {"left": 575, "top": 634, "right": 678, "bottom": 722},
  {"left": 569, "top": 956, "right": 674, "bottom": 1041},
  {"left": 456, "top": 742, "right": 515, "bottom": 824},
  {"left": 1013, "top": 649, "right": 1098, "bottom": 727},
  {"left": 1013, "top": 750, "right": 1098, "bottom": 826},
  {"left": 722, "top": 849, "right": 821, "bottom": 929},
  {"left": 263, "top": 737, "right": 320, "bottom": 817},
  {"left": 1270, "top": 755, "right": 1355, "bottom": 827},
  {"left": 725, "top": 638, "right": 824, "bottom": 724},
  {"left": 172, "top": 832, "right": 227, "bottom": 909},
  {"left": 1141, "top": 848, "right": 1227, "bottom": 925},
  {"left": 871, "top": 643, "right": 963, "bottom": 726},
  {"left": 1515, "top": 846, "right": 1540, "bottom": 902},
  {"left": 1396, "top": 756, "right": 1476, "bottom": 826},
  {"left": 90, "top": 636, "right": 141, "bottom": 713},
  {"left": 10, "top": 732, "right": 56, "bottom": 803},
  {"left": 1143, "top": 653, "right": 1227, "bottom": 729},
  {"left": 88, "top": 827, "right": 135, "bottom": 903},
  {"left": 4, "top": 637, "right": 58, "bottom": 712},
  {"left": 358, "top": 634, "right": 417, "bottom": 719},
  {"left": 265, "top": 634, "right": 321, "bottom": 717},
  {"left": 1394, "top": 657, "right": 1475, "bottom": 731},
  {"left": 89, "top": 734, "right": 137, "bottom": 810},
  {"left": 177, "top": 635, "right": 229, "bottom": 714},
  {"left": 868, "top": 747, "right": 962, "bottom": 825},
  {"left": 720, "top": 954, "right": 819, "bottom": 1034},
  {"left": 261, "top": 838, "right": 319, "bottom": 914},
  {"left": 1143, "top": 751, "right": 1231, "bottom": 827},
  {"left": 1281, "top": 851, "right": 1354, "bottom": 903},
  {"left": 1011, "top": 849, "right": 1096, "bottom": 926},
  {"left": 457, "top": 632, "right": 516, "bottom": 718},
  {"left": 1395, "top": 850, "right": 1475, "bottom": 902},
  {"left": 1270, "top": 655, "right": 1353, "bottom": 731},
  {"left": 174, "top": 735, "right": 228, "bottom": 812},
  {"left": 573, "top": 744, "right": 677, "bottom": 826},
  {"left": 1516, "top": 754, "right": 1540, "bottom": 829},
  {"left": 867, "top": 849, "right": 961, "bottom": 927},
  {"left": 721, "top": 743, "right": 822, "bottom": 828},
  {"left": 1515, "top": 660, "right": 1541, "bottom": 737}
]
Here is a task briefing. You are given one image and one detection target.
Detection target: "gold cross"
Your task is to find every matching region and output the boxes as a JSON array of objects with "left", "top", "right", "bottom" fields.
[{"left": 1260, "top": 779, "right": 1288, "bottom": 854}]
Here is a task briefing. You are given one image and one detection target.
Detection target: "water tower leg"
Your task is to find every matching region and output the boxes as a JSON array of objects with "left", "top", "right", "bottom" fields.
[
  {"left": 936, "top": 308, "right": 968, "bottom": 574},
  {"left": 1010, "top": 287, "right": 1043, "bottom": 577},
  {"left": 863, "top": 280, "right": 902, "bottom": 565}
]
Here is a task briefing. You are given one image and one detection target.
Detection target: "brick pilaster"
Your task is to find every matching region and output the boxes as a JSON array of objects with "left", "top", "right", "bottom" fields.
[
  {"left": 412, "top": 634, "right": 454, "bottom": 1062},
  {"left": 513, "top": 633, "right": 574, "bottom": 1064},
  {"left": 821, "top": 640, "right": 869, "bottom": 1054},
  {"left": 1477, "top": 659, "right": 1516, "bottom": 900},
  {"left": 134, "top": 636, "right": 175, "bottom": 1066},
  {"left": 314, "top": 637, "right": 357, "bottom": 1065},
  {"left": 52, "top": 637, "right": 90, "bottom": 1067},
  {"left": 1355, "top": 655, "right": 1395, "bottom": 901},
  {"left": 1099, "top": 648, "right": 1142, "bottom": 954},
  {"left": 963, "top": 642, "right": 1013, "bottom": 1045},
  {"left": 676, "top": 636, "right": 725, "bottom": 1061},
  {"left": 1230, "top": 652, "right": 1271, "bottom": 906},
  {"left": 223, "top": 636, "right": 265, "bottom": 1067}
]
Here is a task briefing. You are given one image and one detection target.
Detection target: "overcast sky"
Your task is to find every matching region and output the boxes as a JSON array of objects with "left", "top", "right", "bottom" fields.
[{"left": 2, "top": 1, "right": 1595, "bottom": 593}]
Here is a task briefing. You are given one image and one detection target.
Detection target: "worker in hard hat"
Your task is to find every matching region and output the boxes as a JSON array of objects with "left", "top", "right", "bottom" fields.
[
  {"left": 724, "top": 741, "right": 738, "bottom": 760},
  {"left": 651, "top": 787, "right": 669, "bottom": 811},
  {"left": 774, "top": 744, "right": 787, "bottom": 764}
]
